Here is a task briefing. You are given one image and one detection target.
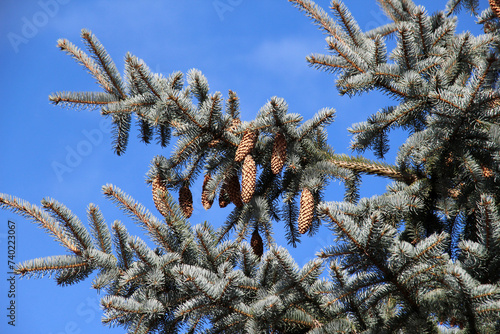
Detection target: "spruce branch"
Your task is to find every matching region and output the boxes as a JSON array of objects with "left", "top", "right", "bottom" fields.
[
  {"left": 288, "top": 0, "right": 340, "bottom": 37},
  {"left": 49, "top": 91, "right": 119, "bottom": 110},
  {"left": 124, "top": 53, "right": 163, "bottom": 99},
  {"left": 319, "top": 206, "right": 420, "bottom": 310},
  {"left": 15, "top": 255, "right": 89, "bottom": 279},
  {"left": 88, "top": 204, "right": 113, "bottom": 254},
  {"left": 187, "top": 68, "right": 209, "bottom": 105},
  {"left": 111, "top": 112, "right": 131, "bottom": 156},
  {"left": 111, "top": 220, "right": 133, "bottom": 270},
  {"left": 365, "top": 22, "right": 398, "bottom": 39},
  {"left": 394, "top": 22, "right": 417, "bottom": 70},
  {"left": 102, "top": 184, "right": 177, "bottom": 253},
  {"left": 330, "top": 0, "right": 365, "bottom": 48},
  {"left": 81, "top": 29, "right": 126, "bottom": 99},
  {"left": 306, "top": 53, "right": 351, "bottom": 73},
  {"left": 326, "top": 153, "right": 416, "bottom": 184},
  {"left": 446, "top": 0, "right": 480, "bottom": 16},
  {"left": 0, "top": 193, "right": 80, "bottom": 255},
  {"left": 378, "top": 0, "right": 414, "bottom": 23},
  {"left": 414, "top": 6, "right": 432, "bottom": 56},
  {"left": 325, "top": 36, "right": 367, "bottom": 73},
  {"left": 55, "top": 38, "right": 114, "bottom": 94},
  {"left": 41, "top": 198, "right": 94, "bottom": 252}
]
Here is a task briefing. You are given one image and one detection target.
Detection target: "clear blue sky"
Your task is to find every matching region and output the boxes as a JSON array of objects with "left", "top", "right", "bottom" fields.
[{"left": 0, "top": 1, "right": 484, "bottom": 333}]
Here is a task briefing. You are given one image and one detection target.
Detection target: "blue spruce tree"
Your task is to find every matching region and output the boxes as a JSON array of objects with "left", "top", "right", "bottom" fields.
[{"left": 3, "top": 0, "right": 500, "bottom": 332}]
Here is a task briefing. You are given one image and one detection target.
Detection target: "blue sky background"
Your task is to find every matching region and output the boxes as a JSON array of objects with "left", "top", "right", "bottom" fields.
[{"left": 0, "top": 1, "right": 485, "bottom": 333}]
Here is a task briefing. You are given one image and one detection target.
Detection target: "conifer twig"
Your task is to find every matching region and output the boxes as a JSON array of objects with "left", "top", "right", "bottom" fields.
[
  {"left": 0, "top": 194, "right": 81, "bottom": 254},
  {"left": 326, "top": 153, "right": 417, "bottom": 184}
]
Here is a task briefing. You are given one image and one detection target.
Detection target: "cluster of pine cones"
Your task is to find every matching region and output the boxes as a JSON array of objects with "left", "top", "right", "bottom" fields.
[{"left": 152, "top": 128, "right": 315, "bottom": 257}]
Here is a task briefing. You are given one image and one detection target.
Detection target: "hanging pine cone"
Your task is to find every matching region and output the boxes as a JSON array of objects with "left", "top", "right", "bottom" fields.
[
  {"left": 227, "top": 118, "right": 241, "bottom": 134},
  {"left": 179, "top": 185, "right": 193, "bottom": 218},
  {"left": 219, "top": 186, "right": 230, "bottom": 208},
  {"left": 490, "top": 0, "right": 500, "bottom": 17},
  {"left": 235, "top": 130, "right": 257, "bottom": 162},
  {"left": 271, "top": 132, "right": 287, "bottom": 174},
  {"left": 201, "top": 173, "right": 213, "bottom": 210},
  {"left": 241, "top": 155, "right": 256, "bottom": 203},
  {"left": 152, "top": 174, "right": 169, "bottom": 218},
  {"left": 250, "top": 228, "right": 263, "bottom": 257},
  {"left": 226, "top": 173, "right": 243, "bottom": 208},
  {"left": 298, "top": 188, "right": 314, "bottom": 234}
]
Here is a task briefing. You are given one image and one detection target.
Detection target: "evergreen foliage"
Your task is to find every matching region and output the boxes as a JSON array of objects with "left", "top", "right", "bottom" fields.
[{"left": 3, "top": 0, "right": 500, "bottom": 332}]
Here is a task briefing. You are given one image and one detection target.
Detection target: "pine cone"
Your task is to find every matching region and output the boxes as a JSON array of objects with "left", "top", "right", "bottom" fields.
[
  {"left": 298, "top": 188, "right": 314, "bottom": 234},
  {"left": 481, "top": 165, "right": 494, "bottom": 178},
  {"left": 241, "top": 155, "right": 256, "bottom": 203},
  {"left": 179, "top": 185, "right": 193, "bottom": 218},
  {"left": 235, "top": 130, "right": 257, "bottom": 162},
  {"left": 449, "top": 182, "right": 464, "bottom": 199},
  {"left": 152, "top": 174, "right": 169, "bottom": 218},
  {"left": 226, "top": 173, "right": 243, "bottom": 208},
  {"left": 219, "top": 186, "right": 230, "bottom": 208},
  {"left": 201, "top": 173, "right": 213, "bottom": 210},
  {"left": 227, "top": 118, "right": 241, "bottom": 134},
  {"left": 490, "top": 0, "right": 500, "bottom": 17},
  {"left": 250, "top": 229, "right": 263, "bottom": 257},
  {"left": 271, "top": 132, "right": 287, "bottom": 174}
]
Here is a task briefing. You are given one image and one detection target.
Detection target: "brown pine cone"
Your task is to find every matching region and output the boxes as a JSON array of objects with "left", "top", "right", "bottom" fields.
[
  {"left": 226, "top": 173, "right": 243, "bottom": 208},
  {"left": 481, "top": 166, "right": 494, "bottom": 178},
  {"left": 271, "top": 132, "right": 287, "bottom": 174},
  {"left": 219, "top": 186, "right": 230, "bottom": 208},
  {"left": 235, "top": 130, "right": 257, "bottom": 162},
  {"left": 449, "top": 182, "right": 464, "bottom": 199},
  {"left": 241, "top": 155, "right": 257, "bottom": 203},
  {"left": 490, "top": 0, "right": 500, "bottom": 17},
  {"left": 250, "top": 228, "right": 263, "bottom": 257},
  {"left": 298, "top": 188, "right": 314, "bottom": 234},
  {"left": 179, "top": 185, "right": 193, "bottom": 218},
  {"left": 152, "top": 174, "right": 169, "bottom": 218},
  {"left": 201, "top": 173, "right": 213, "bottom": 210},
  {"left": 227, "top": 118, "right": 241, "bottom": 134}
]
